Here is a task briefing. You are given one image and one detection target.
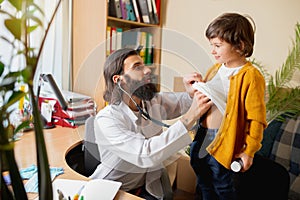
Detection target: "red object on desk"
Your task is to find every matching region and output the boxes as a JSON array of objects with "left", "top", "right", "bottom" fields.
[{"left": 38, "top": 95, "right": 96, "bottom": 128}]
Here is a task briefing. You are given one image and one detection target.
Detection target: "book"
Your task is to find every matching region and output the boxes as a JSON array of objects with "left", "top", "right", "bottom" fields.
[
  {"left": 151, "top": 0, "right": 159, "bottom": 24},
  {"left": 131, "top": 0, "right": 141, "bottom": 22},
  {"left": 120, "top": 0, "right": 127, "bottom": 19},
  {"left": 121, "top": 30, "right": 140, "bottom": 49},
  {"left": 155, "top": 0, "right": 161, "bottom": 19},
  {"left": 146, "top": 0, "right": 155, "bottom": 24},
  {"left": 137, "top": 0, "right": 150, "bottom": 23},
  {"left": 139, "top": 31, "right": 147, "bottom": 62},
  {"left": 106, "top": 26, "right": 112, "bottom": 56},
  {"left": 108, "top": 0, "right": 122, "bottom": 18},
  {"left": 145, "top": 32, "right": 153, "bottom": 64},
  {"left": 111, "top": 27, "right": 117, "bottom": 53},
  {"left": 116, "top": 27, "right": 123, "bottom": 50},
  {"left": 125, "top": 0, "right": 136, "bottom": 21}
]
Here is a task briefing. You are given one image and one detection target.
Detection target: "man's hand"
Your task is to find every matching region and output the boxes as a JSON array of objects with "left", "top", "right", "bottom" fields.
[
  {"left": 180, "top": 91, "right": 212, "bottom": 130},
  {"left": 183, "top": 72, "right": 203, "bottom": 98}
]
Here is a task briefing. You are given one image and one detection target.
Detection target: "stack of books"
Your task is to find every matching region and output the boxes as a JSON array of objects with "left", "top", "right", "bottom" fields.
[
  {"left": 108, "top": 0, "right": 160, "bottom": 25},
  {"left": 106, "top": 28, "right": 154, "bottom": 65}
]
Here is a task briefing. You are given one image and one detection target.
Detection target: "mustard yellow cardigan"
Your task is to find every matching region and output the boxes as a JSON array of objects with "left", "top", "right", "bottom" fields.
[{"left": 204, "top": 62, "right": 267, "bottom": 169}]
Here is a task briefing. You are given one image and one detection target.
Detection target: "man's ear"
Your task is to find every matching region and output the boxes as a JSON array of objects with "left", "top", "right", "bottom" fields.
[{"left": 112, "top": 75, "right": 121, "bottom": 84}]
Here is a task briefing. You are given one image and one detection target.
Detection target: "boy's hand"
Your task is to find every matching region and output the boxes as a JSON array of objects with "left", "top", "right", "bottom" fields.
[{"left": 183, "top": 72, "right": 203, "bottom": 98}]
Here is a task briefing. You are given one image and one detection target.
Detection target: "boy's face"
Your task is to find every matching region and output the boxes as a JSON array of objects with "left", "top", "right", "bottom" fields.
[{"left": 209, "top": 37, "right": 244, "bottom": 68}]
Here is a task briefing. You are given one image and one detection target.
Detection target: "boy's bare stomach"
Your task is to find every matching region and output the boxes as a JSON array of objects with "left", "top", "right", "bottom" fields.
[{"left": 202, "top": 105, "right": 223, "bottom": 129}]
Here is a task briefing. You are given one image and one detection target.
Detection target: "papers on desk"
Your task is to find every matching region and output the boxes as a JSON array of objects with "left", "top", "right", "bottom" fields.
[{"left": 52, "top": 179, "right": 122, "bottom": 200}]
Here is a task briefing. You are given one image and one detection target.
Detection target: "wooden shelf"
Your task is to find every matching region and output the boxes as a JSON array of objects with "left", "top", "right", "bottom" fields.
[
  {"left": 107, "top": 16, "right": 160, "bottom": 29},
  {"left": 72, "top": 0, "right": 163, "bottom": 109}
]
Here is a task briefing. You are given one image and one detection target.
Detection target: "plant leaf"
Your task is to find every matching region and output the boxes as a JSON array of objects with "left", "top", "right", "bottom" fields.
[
  {"left": 25, "top": 14, "right": 43, "bottom": 28},
  {"left": 27, "top": 24, "right": 39, "bottom": 33},
  {"left": 5, "top": 18, "right": 22, "bottom": 40},
  {"left": 28, "top": 86, "right": 53, "bottom": 200},
  {"left": 4, "top": 91, "right": 26, "bottom": 110},
  {"left": 5, "top": 149, "right": 28, "bottom": 199},
  {"left": 21, "top": 67, "right": 33, "bottom": 83},
  {"left": 253, "top": 22, "right": 300, "bottom": 125},
  {"left": 0, "top": 61, "right": 4, "bottom": 76},
  {"left": 8, "top": 0, "right": 23, "bottom": 11},
  {"left": 30, "top": 2, "right": 45, "bottom": 17},
  {"left": 0, "top": 35, "right": 14, "bottom": 47},
  {"left": 0, "top": 77, "right": 16, "bottom": 90},
  {"left": 13, "top": 120, "right": 31, "bottom": 135},
  {"left": 0, "top": 9, "right": 15, "bottom": 19}
]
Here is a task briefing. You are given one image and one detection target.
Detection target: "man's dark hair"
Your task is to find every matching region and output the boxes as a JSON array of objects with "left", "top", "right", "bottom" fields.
[
  {"left": 205, "top": 13, "right": 255, "bottom": 57},
  {"left": 103, "top": 48, "right": 139, "bottom": 104}
]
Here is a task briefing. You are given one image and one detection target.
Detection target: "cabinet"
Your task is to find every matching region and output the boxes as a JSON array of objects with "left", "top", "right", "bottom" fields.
[{"left": 72, "top": 0, "right": 163, "bottom": 110}]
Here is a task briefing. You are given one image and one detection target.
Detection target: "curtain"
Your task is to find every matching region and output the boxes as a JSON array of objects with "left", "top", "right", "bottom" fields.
[{"left": 33, "top": 0, "right": 73, "bottom": 93}]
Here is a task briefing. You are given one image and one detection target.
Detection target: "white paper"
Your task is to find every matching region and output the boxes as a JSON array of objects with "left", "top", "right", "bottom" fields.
[
  {"left": 41, "top": 102, "right": 52, "bottom": 122},
  {"left": 52, "top": 179, "right": 122, "bottom": 200},
  {"left": 82, "top": 179, "right": 122, "bottom": 200}
]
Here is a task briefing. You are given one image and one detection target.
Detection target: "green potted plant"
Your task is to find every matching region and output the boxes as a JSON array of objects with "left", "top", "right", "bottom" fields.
[
  {"left": 253, "top": 22, "right": 300, "bottom": 124},
  {"left": 0, "top": 0, "right": 61, "bottom": 199}
]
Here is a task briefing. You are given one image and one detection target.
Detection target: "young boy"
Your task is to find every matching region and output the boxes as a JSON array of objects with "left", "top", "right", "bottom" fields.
[{"left": 190, "top": 13, "right": 267, "bottom": 200}]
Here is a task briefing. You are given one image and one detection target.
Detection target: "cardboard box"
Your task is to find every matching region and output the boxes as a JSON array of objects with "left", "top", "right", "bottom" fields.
[
  {"left": 175, "top": 154, "right": 197, "bottom": 193},
  {"left": 173, "top": 76, "right": 185, "bottom": 92}
]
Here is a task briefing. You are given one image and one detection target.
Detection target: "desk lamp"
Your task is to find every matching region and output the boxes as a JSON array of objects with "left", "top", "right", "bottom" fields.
[{"left": 36, "top": 73, "right": 68, "bottom": 128}]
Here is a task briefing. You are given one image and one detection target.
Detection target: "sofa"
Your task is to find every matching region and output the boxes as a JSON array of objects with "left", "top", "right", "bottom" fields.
[{"left": 257, "top": 115, "right": 300, "bottom": 200}]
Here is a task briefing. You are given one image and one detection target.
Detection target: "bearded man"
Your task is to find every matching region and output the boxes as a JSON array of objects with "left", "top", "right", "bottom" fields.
[{"left": 90, "top": 48, "right": 212, "bottom": 200}]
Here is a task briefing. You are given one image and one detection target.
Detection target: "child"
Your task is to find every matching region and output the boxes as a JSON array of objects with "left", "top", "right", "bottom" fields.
[{"left": 190, "top": 13, "right": 267, "bottom": 200}]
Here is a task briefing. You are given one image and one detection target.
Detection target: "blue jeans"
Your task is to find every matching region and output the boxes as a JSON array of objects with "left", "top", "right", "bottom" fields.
[{"left": 190, "top": 126, "right": 236, "bottom": 200}]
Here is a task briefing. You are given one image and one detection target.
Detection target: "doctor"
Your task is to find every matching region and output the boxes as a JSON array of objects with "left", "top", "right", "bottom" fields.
[{"left": 90, "top": 48, "right": 212, "bottom": 199}]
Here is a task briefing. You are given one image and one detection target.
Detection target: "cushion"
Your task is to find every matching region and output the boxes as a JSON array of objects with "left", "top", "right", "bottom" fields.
[
  {"left": 257, "top": 119, "right": 283, "bottom": 157},
  {"left": 270, "top": 116, "right": 300, "bottom": 199},
  {"left": 290, "top": 176, "right": 300, "bottom": 200}
]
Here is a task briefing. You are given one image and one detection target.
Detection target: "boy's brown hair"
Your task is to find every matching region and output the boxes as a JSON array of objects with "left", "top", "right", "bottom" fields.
[{"left": 206, "top": 13, "right": 255, "bottom": 57}]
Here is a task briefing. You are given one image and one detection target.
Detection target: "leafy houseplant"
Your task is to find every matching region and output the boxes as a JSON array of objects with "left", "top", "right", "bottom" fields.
[
  {"left": 0, "top": 0, "right": 61, "bottom": 199},
  {"left": 253, "top": 22, "right": 300, "bottom": 124}
]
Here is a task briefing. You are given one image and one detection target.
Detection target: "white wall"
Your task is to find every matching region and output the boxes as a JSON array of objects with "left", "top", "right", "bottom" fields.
[{"left": 160, "top": 0, "right": 300, "bottom": 91}]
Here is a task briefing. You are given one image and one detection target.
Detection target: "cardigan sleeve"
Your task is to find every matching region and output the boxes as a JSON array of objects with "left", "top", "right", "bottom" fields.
[
  {"left": 244, "top": 120, "right": 265, "bottom": 157},
  {"left": 244, "top": 68, "right": 267, "bottom": 157}
]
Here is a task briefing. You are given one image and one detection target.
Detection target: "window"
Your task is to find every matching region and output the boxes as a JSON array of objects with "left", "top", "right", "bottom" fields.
[{"left": 0, "top": 0, "right": 72, "bottom": 94}]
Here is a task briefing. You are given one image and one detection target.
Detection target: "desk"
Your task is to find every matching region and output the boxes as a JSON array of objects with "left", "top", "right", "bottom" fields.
[{"left": 14, "top": 126, "right": 143, "bottom": 200}]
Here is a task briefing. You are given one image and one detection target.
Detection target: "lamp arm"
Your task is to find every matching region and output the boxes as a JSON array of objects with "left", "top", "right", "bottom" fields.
[{"left": 42, "top": 74, "right": 69, "bottom": 111}]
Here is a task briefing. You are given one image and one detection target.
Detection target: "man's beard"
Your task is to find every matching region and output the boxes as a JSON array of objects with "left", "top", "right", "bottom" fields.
[{"left": 123, "top": 74, "right": 158, "bottom": 101}]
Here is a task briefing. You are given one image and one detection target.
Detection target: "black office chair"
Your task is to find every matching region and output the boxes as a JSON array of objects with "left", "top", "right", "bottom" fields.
[{"left": 83, "top": 115, "right": 101, "bottom": 177}]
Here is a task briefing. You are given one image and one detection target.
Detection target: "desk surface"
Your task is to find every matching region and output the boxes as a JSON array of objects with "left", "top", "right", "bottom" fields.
[{"left": 14, "top": 126, "right": 143, "bottom": 200}]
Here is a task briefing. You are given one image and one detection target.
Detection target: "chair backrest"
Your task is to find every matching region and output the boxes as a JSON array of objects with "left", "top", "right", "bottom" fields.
[{"left": 83, "top": 115, "right": 101, "bottom": 176}]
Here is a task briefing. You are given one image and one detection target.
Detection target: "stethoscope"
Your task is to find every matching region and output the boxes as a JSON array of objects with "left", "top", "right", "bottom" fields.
[{"left": 117, "top": 80, "right": 170, "bottom": 128}]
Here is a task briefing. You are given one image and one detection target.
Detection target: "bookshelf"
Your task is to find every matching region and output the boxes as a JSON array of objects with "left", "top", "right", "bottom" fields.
[
  {"left": 72, "top": 0, "right": 163, "bottom": 110},
  {"left": 106, "top": 0, "right": 163, "bottom": 91}
]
